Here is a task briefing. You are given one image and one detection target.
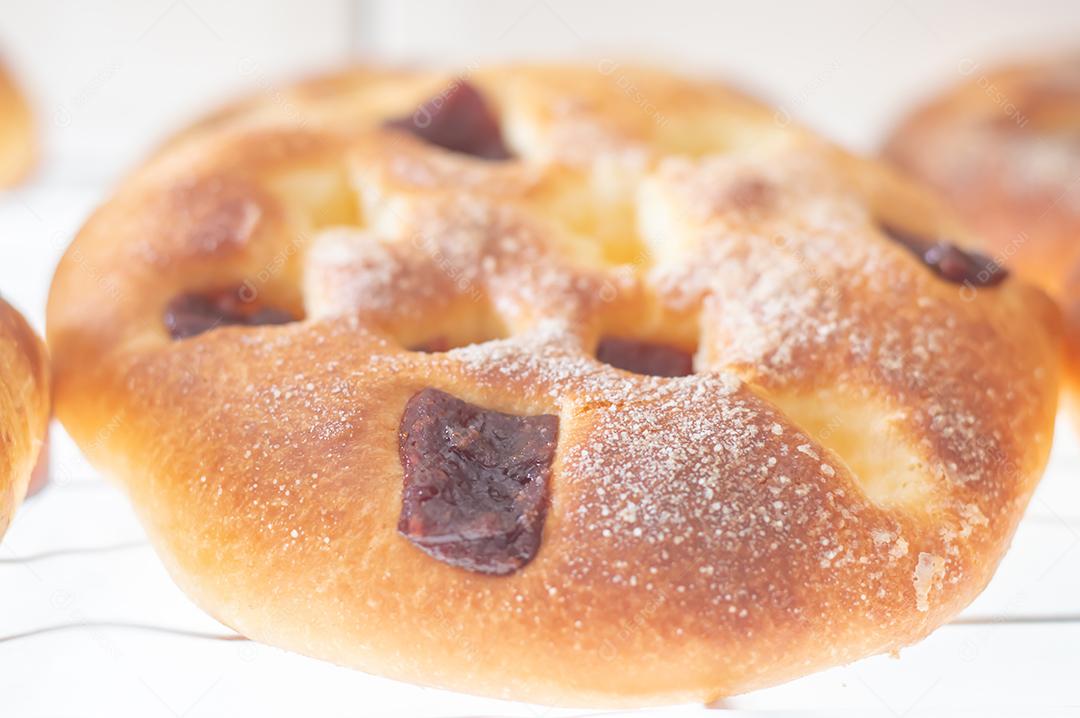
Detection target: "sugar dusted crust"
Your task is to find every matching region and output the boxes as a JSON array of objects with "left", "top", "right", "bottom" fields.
[
  {"left": 0, "top": 60, "right": 34, "bottom": 188},
  {"left": 48, "top": 64, "right": 1060, "bottom": 706},
  {"left": 884, "top": 55, "right": 1080, "bottom": 422},
  {"left": 0, "top": 298, "right": 50, "bottom": 539}
]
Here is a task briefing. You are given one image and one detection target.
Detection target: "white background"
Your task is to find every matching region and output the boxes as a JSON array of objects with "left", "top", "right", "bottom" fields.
[{"left": 1, "top": 1, "right": 1079, "bottom": 715}]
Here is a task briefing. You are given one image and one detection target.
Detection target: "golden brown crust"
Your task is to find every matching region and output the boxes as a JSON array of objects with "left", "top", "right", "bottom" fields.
[
  {"left": 0, "top": 59, "right": 34, "bottom": 188},
  {"left": 884, "top": 55, "right": 1080, "bottom": 420},
  {"left": 0, "top": 298, "right": 50, "bottom": 539},
  {"left": 48, "top": 64, "right": 1060, "bottom": 706}
]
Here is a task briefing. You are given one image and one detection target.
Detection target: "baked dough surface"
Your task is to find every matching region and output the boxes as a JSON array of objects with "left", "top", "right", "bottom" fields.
[
  {"left": 886, "top": 55, "right": 1080, "bottom": 423},
  {"left": 48, "top": 64, "right": 1060, "bottom": 705},
  {"left": 0, "top": 298, "right": 50, "bottom": 540}
]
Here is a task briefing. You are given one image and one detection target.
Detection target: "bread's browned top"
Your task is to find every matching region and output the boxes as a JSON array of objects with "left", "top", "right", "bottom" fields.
[
  {"left": 48, "top": 64, "right": 1060, "bottom": 706},
  {"left": 885, "top": 55, "right": 1080, "bottom": 403}
]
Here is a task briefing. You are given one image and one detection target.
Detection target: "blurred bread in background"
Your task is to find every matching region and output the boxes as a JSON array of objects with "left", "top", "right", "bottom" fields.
[
  {"left": 2, "top": 0, "right": 1080, "bottom": 186},
  {"left": 0, "top": 59, "right": 34, "bottom": 187},
  {"left": 884, "top": 55, "right": 1080, "bottom": 426}
]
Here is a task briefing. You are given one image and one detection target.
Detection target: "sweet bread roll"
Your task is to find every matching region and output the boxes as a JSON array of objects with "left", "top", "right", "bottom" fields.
[
  {"left": 0, "top": 298, "right": 50, "bottom": 540},
  {"left": 48, "top": 64, "right": 1060, "bottom": 706},
  {"left": 0, "top": 59, "right": 34, "bottom": 188},
  {"left": 885, "top": 55, "right": 1080, "bottom": 422}
]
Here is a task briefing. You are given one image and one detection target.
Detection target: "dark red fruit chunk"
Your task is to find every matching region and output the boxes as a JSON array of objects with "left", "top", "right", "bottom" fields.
[
  {"left": 881, "top": 224, "right": 1007, "bottom": 287},
  {"left": 595, "top": 337, "right": 694, "bottom": 377},
  {"left": 398, "top": 388, "right": 558, "bottom": 575},
  {"left": 384, "top": 80, "right": 513, "bottom": 160},
  {"left": 164, "top": 288, "right": 295, "bottom": 339}
]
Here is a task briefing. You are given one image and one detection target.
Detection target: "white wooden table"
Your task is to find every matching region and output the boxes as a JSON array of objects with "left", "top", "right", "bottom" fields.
[{"left": 1, "top": 2, "right": 1079, "bottom": 715}]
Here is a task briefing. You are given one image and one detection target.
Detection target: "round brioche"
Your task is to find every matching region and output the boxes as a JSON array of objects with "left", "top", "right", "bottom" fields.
[
  {"left": 884, "top": 55, "right": 1080, "bottom": 422},
  {"left": 0, "top": 59, "right": 34, "bottom": 188},
  {"left": 0, "top": 297, "right": 50, "bottom": 540},
  {"left": 47, "top": 64, "right": 1060, "bottom": 706}
]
